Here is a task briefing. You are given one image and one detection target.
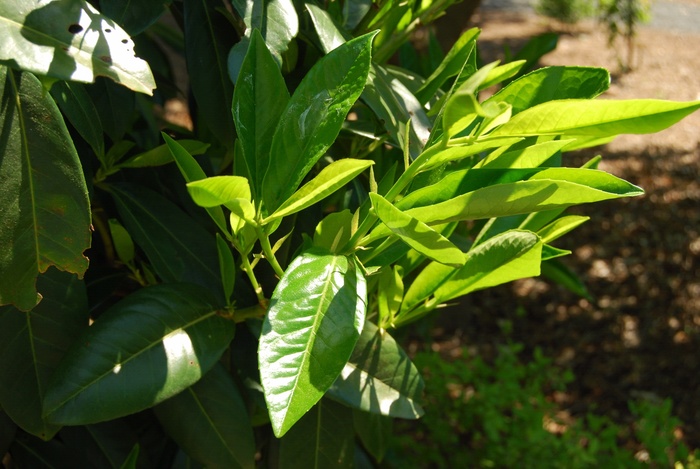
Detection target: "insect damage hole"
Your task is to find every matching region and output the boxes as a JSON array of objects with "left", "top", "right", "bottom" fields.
[{"left": 68, "top": 23, "right": 83, "bottom": 34}]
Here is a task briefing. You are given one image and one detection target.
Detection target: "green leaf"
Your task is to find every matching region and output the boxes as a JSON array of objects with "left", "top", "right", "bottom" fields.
[
  {"left": 154, "top": 364, "right": 255, "bottom": 469},
  {"left": 118, "top": 140, "right": 209, "bottom": 169},
  {"left": 262, "top": 32, "right": 377, "bottom": 212},
  {"left": 87, "top": 77, "right": 135, "bottom": 143},
  {"left": 377, "top": 265, "right": 403, "bottom": 329},
  {"left": 216, "top": 234, "right": 236, "bottom": 305},
  {"left": 442, "top": 61, "right": 499, "bottom": 138},
  {"left": 370, "top": 193, "right": 465, "bottom": 267},
  {"left": 353, "top": 410, "right": 391, "bottom": 463},
  {"left": 232, "top": 30, "right": 290, "bottom": 199},
  {"left": 259, "top": 249, "right": 367, "bottom": 437},
  {"left": 490, "top": 99, "right": 700, "bottom": 138},
  {"left": 479, "top": 60, "right": 527, "bottom": 90},
  {"left": 108, "top": 219, "right": 135, "bottom": 264},
  {"left": 0, "top": 411, "right": 16, "bottom": 456},
  {"left": 542, "top": 260, "right": 592, "bottom": 300},
  {"left": 266, "top": 159, "right": 374, "bottom": 223},
  {"left": 478, "top": 139, "right": 573, "bottom": 169},
  {"left": 277, "top": 399, "right": 354, "bottom": 469},
  {"left": 0, "top": 67, "right": 91, "bottom": 311},
  {"left": 306, "top": 3, "right": 350, "bottom": 53},
  {"left": 327, "top": 321, "right": 424, "bottom": 419},
  {"left": 120, "top": 445, "right": 140, "bottom": 469},
  {"left": 60, "top": 421, "right": 142, "bottom": 469},
  {"left": 109, "top": 183, "right": 222, "bottom": 294},
  {"left": 184, "top": 0, "right": 236, "bottom": 146},
  {"left": 163, "top": 134, "right": 229, "bottom": 235},
  {"left": 433, "top": 230, "right": 543, "bottom": 303},
  {"left": 313, "top": 210, "right": 354, "bottom": 253},
  {"left": 418, "top": 137, "right": 524, "bottom": 173},
  {"left": 99, "top": 0, "right": 168, "bottom": 35},
  {"left": 536, "top": 215, "right": 589, "bottom": 243},
  {"left": 50, "top": 81, "right": 104, "bottom": 159},
  {"left": 186, "top": 176, "right": 256, "bottom": 222},
  {"left": 0, "top": 1, "right": 155, "bottom": 94},
  {"left": 43, "top": 283, "right": 235, "bottom": 425},
  {"left": 0, "top": 270, "right": 88, "bottom": 440},
  {"left": 487, "top": 66, "right": 610, "bottom": 115}
]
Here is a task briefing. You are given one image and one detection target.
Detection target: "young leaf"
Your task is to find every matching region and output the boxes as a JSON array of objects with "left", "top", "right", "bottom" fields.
[
  {"left": 377, "top": 266, "right": 404, "bottom": 329},
  {"left": 277, "top": 399, "right": 354, "bottom": 469},
  {"left": 370, "top": 193, "right": 465, "bottom": 267},
  {"left": 108, "top": 219, "right": 135, "bottom": 265},
  {"left": 490, "top": 99, "right": 700, "bottom": 138},
  {"left": 186, "top": 176, "right": 256, "bottom": 222},
  {"left": 118, "top": 140, "right": 209, "bottom": 169},
  {"left": 0, "top": 270, "right": 88, "bottom": 440},
  {"left": 0, "top": 67, "right": 91, "bottom": 311},
  {"left": 0, "top": 0, "right": 155, "bottom": 94},
  {"left": 259, "top": 250, "right": 367, "bottom": 437},
  {"left": 43, "top": 283, "right": 235, "bottom": 425},
  {"left": 232, "top": 30, "right": 290, "bottom": 199},
  {"left": 154, "top": 364, "right": 256, "bottom": 469},
  {"left": 327, "top": 321, "right": 424, "bottom": 419},
  {"left": 478, "top": 139, "right": 573, "bottom": 169},
  {"left": 536, "top": 215, "right": 590, "bottom": 244},
  {"left": 262, "top": 31, "right": 377, "bottom": 212},
  {"left": 265, "top": 159, "right": 374, "bottom": 223},
  {"left": 442, "top": 61, "right": 499, "bottom": 138}
]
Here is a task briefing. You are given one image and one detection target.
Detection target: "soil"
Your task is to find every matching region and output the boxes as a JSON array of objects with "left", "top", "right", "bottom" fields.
[{"left": 426, "top": 3, "right": 700, "bottom": 449}]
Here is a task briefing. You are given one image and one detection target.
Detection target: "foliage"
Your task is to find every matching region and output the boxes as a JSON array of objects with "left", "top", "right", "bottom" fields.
[
  {"left": 599, "top": 0, "right": 652, "bottom": 71},
  {"left": 0, "top": 0, "right": 698, "bottom": 466},
  {"left": 536, "top": 0, "right": 595, "bottom": 24}
]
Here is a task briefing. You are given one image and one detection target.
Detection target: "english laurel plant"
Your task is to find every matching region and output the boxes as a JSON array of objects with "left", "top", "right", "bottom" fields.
[{"left": 0, "top": 0, "right": 698, "bottom": 467}]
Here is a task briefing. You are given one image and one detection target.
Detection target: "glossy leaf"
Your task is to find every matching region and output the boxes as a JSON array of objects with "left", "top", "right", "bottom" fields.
[
  {"left": 490, "top": 99, "right": 700, "bottom": 138},
  {"left": 109, "top": 183, "right": 222, "bottom": 293},
  {"left": 50, "top": 81, "right": 104, "bottom": 159},
  {"left": 306, "top": 3, "right": 350, "bottom": 53},
  {"left": 478, "top": 139, "right": 572, "bottom": 169},
  {"left": 487, "top": 66, "right": 610, "bottom": 115},
  {"left": 118, "top": 140, "right": 209, "bottom": 169},
  {"left": 184, "top": 0, "right": 236, "bottom": 146},
  {"left": 277, "top": 399, "right": 354, "bottom": 469},
  {"left": 263, "top": 32, "right": 376, "bottom": 212},
  {"left": 0, "top": 0, "right": 155, "bottom": 94},
  {"left": 186, "top": 176, "right": 256, "bottom": 222},
  {"left": 327, "top": 321, "right": 424, "bottom": 419},
  {"left": 155, "top": 364, "right": 255, "bottom": 469},
  {"left": 370, "top": 193, "right": 465, "bottom": 267},
  {"left": 232, "top": 30, "right": 290, "bottom": 199},
  {"left": 0, "top": 270, "right": 88, "bottom": 440},
  {"left": 418, "top": 137, "right": 524, "bottom": 173},
  {"left": 259, "top": 249, "right": 367, "bottom": 437},
  {"left": 43, "top": 283, "right": 235, "bottom": 425},
  {"left": 0, "top": 67, "right": 91, "bottom": 311},
  {"left": 266, "top": 159, "right": 374, "bottom": 223},
  {"left": 100, "top": 0, "right": 168, "bottom": 35}
]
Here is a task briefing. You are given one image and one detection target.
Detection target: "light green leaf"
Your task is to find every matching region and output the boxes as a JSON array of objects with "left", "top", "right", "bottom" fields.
[
  {"left": 186, "top": 176, "right": 256, "bottom": 222},
  {"left": 536, "top": 215, "right": 589, "bottom": 243},
  {"left": 259, "top": 249, "right": 367, "bottom": 437},
  {"left": 434, "top": 230, "right": 543, "bottom": 303},
  {"left": 0, "top": 0, "right": 155, "bottom": 94},
  {"left": 370, "top": 193, "right": 465, "bottom": 267},
  {"left": 418, "top": 137, "right": 523, "bottom": 173},
  {"left": 266, "top": 159, "right": 374, "bottom": 223},
  {"left": 401, "top": 261, "right": 455, "bottom": 314},
  {"left": 43, "top": 283, "right": 235, "bottom": 425},
  {"left": 278, "top": 399, "right": 354, "bottom": 469},
  {"left": 487, "top": 66, "right": 610, "bottom": 115},
  {"left": 0, "top": 270, "right": 88, "bottom": 440},
  {"left": 327, "top": 321, "right": 424, "bottom": 419},
  {"left": 490, "top": 99, "right": 700, "bottom": 138},
  {"left": 108, "top": 219, "right": 134, "bottom": 264},
  {"left": 50, "top": 81, "right": 104, "bottom": 159},
  {"left": 478, "top": 139, "right": 573, "bottom": 169},
  {"left": 313, "top": 210, "right": 354, "bottom": 253},
  {"left": 232, "top": 30, "right": 289, "bottom": 199},
  {"left": 263, "top": 32, "right": 377, "bottom": 212},
  {"left": 377, "top": 265, "right": 403, "bottom": 329},
  {"left": 479, "top": 60, "right": 527, "bottom": 91},
  {"left": 155, "top": 364, "right": 255, "bottom": 469},
  {"left": 118, "top": 140, "right": 209, "bottom": 169},
  {"left": 442, "top": 61, "right": 499, "bottom": 138},
  {"left": 0, "top": 67, "right": 91, "bottom": 311},
  {"left": 306, "top": 3, "right": 349, "bottom": 53}
]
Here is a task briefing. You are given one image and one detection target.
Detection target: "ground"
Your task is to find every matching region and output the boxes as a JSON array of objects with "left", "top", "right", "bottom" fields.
[{"left": 427, "top": 1, "right": 700, "bottom": 449}]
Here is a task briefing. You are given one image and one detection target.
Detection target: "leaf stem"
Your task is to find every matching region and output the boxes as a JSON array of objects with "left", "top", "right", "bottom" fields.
[
  {"left": 239, "top": 253, "right": 266, "bottom": 307},
  {"left": 257, "top": 227, "right": 286, "bottom": 278}
]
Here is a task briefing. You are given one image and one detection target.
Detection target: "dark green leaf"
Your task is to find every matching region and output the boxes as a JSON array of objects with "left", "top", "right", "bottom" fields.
[
  {"left": 307, "top": 4, "right": 350, "bottom": 53},
  {"left": 278, "top": 399, "right": 354, "bottom": 469},
  {"left": 0, "top": 411, "right": 16, "bottom": 456},
  {"left": 100, "top": 0, "right": 169, "bottom": 35},
  {"left": 0, "top": 0, "right": 155, "bottom": 94},
  {"left": 43, "top": 283, "right": 235, "bottom": 425},
  {"left": 216, "top": 234, "right": 236, "bottom": 305},
  {"left": 10, "top": 432, "right": 82, "bottom": 469},
  {"left": 353, "top": 410, "right": 391, "bottom": 463},
  {"left": 60, "top": 421, "right": 141, "bottom": 469},
  {"left": 262, "top": 32, "right": 377, "bottom": 212},
  {"left": 0, "top": 67, "right": 91, "bottom": 311},
  {"left": 0, "top": 270, "right": 87, "bottom": 440},
  {"left": 155, "top": 364, "right": 255, "bottom": 469},
  {"left": 86, "top": 77, "right": 135, "bottom": 143},
  {"left": 259, "top": 249, "right": 367, "bottom": 437},
  {"left": 327, "top": 321, "right": 424, "bottom": 419},
  {"left": 50, "top": 81, "right": 104, "bottom": 158},
  {"left": 542, "top": 260, "right": 593, "bottom": 300}
]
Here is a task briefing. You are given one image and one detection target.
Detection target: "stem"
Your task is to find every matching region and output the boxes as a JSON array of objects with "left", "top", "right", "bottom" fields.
[
  {"left": 257, "top": 226, "right": 285, "bottom": 278},
  {"left": 240, "top": 253, "right": 266, "bottom": 307}
]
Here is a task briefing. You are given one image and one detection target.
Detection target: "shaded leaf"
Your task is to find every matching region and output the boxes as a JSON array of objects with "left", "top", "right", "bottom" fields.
[
  {"left": 216, "top": 234, "right": 236, "bottom": 305},
  {"left": 100, "top": 0, "right": 169, "bottom": 35},
  {"left": 50, "top": 81, "right": 104, "bottom": 158},
  {"left": 0, "top": 0, "right": 155, "bottom": 94},
  {"left": 259, "top": 249, "right": 367, "bottom": 437},
  {"left": 118, "top": 140, "right": 209, "bottom": 169},
  {"left": 43, "top": 283, "right": 235, "bottom": 425},
  {"left": 0, "top": 67, "right": 91, "bottom": 311},
  {"left": 353, "top": 410, "right": 391, "bottom": 463},
  {"left": 60, "top": 420, "right": 142, "bottom": 469},
  {"left": 86, "top": 77, "right": 135, "bottom": 143}
]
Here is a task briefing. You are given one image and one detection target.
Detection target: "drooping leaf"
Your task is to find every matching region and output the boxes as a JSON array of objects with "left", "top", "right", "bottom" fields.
[
  {"left": 327, "top": 321, "right": 424, "bottom": 419},
  {"left": 184, "top": 0, "right": 236, "bottom": 146},
  {"left": 0, "top": 270, "right": 88, "bottom": 440},
  {"left": 265, "top": 159, "right": 374, "bottom": 223},
  {"left": 100, "top": 0, "right": 169, "bottom": 35},
  {"left": 186, "top": 176, "right": 256, "bottom": 222},
  {"left": 370, "top": 193, "right": 465, "bottom": 267},
  {"left": 109, "top": 183, "right": 222, "bottom": 295},
  {"left": 262, "top": 32, "right": 377, "bottom": 212},
  {"left": 232, "top": 30, "right": 290, "bottom": 199},
  {"left": 50, "top": 81, "right": 104, "bottom": 159},
  {"left": 43, "top": 283, "right": 235, "bottom": 425},
  {"left": 259, "top": 249, "right": 367, "bottom": 437},
  {"left": 490, "top": 99, "right": 700, "bottom": 138},
  {"left": 487, "top": 66, "right": 610, "bottom": 115},
  {"left": 277, "top": 398, "right": 354, "bottom": 469},
  {"left": 155, "top": 364, "right": 255, "bottom": 469},
  {"left": 0, "top": 67, "right": 91, "bottom": 311},
  {"left": 0, "top": 0, "right": 155, "bottom": 94}
]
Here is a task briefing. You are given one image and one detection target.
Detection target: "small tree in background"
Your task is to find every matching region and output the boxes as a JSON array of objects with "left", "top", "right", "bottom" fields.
[{"left": 599, "top": 0, "right": 652, "bottom": 71}]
